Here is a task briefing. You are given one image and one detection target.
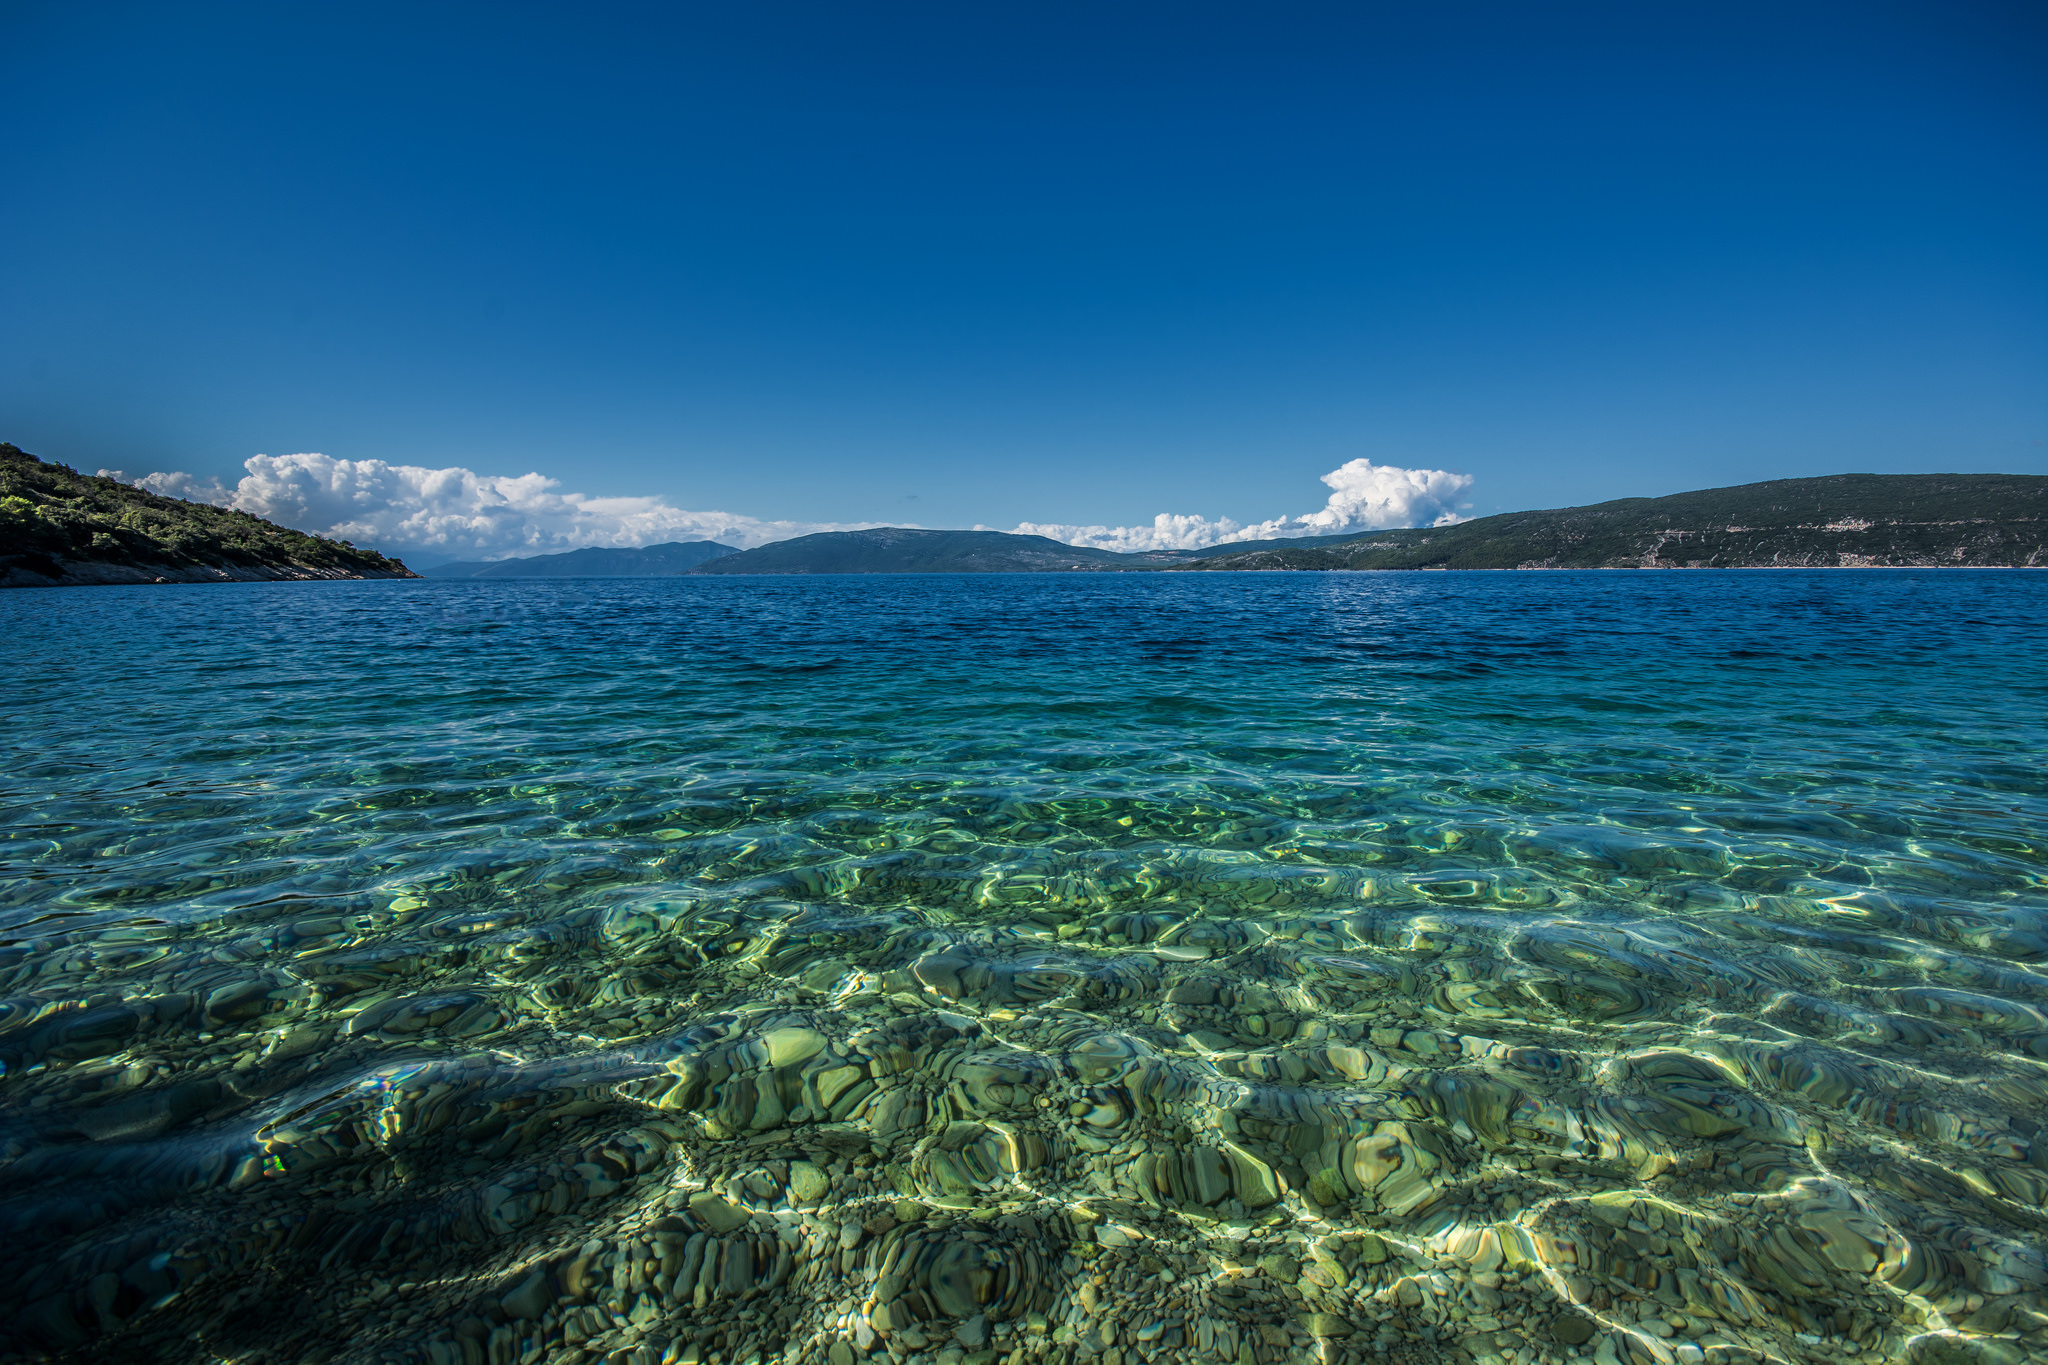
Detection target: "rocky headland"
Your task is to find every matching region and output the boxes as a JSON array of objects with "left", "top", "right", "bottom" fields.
[{"left": 0, "top": 444, "right": 417, "bottom": 588}]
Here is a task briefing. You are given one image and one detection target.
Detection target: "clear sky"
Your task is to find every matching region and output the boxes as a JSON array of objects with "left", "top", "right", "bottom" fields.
[{"left": 4, "top": 1, "right": 2044, "bottom": 559}]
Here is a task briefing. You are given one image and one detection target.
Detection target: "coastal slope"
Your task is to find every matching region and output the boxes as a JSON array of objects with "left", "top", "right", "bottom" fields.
[
  {"left": 1183, "top": 473, "right": 2048, "bottom": 571},
  {"left": 691, "top": 527, "right": 1195, "bottom": 573},
  {"left": 0, "top": 443, "right": 417, "bottom": 587},
  {"left": 422, "top": 541, "right": 738, "bottom": 577}
]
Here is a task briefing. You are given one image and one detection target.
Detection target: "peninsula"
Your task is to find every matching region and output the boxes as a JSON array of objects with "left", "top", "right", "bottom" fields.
[
  {"left": 0, "top": 444, "right": 417, "bottom": 588},
  {"left": 690, "top": 527, "right": 1199, "bottom": 574},
  {"left": 1183, "top": 473, "right": 2046, "bottom": 572}
]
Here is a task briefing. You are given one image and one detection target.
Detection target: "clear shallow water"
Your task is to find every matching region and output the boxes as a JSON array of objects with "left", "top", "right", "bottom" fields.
[{"left": 2, "top": 570, "right": 2045, "bottom": 1365}]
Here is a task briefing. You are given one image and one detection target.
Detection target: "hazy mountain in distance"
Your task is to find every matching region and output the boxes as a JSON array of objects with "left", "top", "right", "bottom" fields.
[
  {"left": 421, "top": 541, "right": 739, "bottom": 577},
  {"left": 690, "top": 528, "right": 1196, "bottom": 574},
  {"left": 423, "top": 475, "right": 2046, "bottom": 581}
]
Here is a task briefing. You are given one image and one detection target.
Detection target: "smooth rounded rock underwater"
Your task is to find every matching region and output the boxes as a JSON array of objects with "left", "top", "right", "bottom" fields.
[{"left": 1, "top": 570, "right": 2045, "bottom": 1365}]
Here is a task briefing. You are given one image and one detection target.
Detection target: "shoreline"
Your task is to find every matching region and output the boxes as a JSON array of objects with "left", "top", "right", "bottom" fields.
[{"left": 0, "top": 558, "right": 421, "bottom": 588}]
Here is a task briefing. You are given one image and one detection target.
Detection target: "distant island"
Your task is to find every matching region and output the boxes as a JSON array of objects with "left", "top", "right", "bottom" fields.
[
  {"left": 691, "top": 527, "right": 1197, "bottom": 574},
  {"left": 0, "top": 444, "right": 417, "bottom": 588},
  {"left": 421, "top": 541, "right": 737, "bottom": 577},
  {"left": 685, "top": 474, "right": 2046, "bottom": 575},
  {"left": 691, "top": 527, "right": 1395, "bottom": 574}
]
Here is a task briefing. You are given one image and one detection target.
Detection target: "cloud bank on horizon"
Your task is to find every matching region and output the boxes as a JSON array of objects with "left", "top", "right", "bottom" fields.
[
  {"left": 1005, "top": 458, "right": 1473, "bottom": 552},
  {"left": 105, "top": 454, "right": 891, "bottom": 558},
  {"left": 108, "top": 454, "right": 1472, "bottom": 559}
]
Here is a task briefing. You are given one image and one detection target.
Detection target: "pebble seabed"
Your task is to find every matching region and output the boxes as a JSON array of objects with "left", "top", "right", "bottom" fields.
[
  {"left": 7, "top": 841, "right": 2048, "bottom": 1365},
  {"left": 3, "top": 574, "right": 2046, "bottom": 1365}
]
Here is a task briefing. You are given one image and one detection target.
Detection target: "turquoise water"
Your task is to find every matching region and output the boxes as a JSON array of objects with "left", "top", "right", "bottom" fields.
[{"left": 3, "top": 571, "right": 2045, "bottom": 1365}]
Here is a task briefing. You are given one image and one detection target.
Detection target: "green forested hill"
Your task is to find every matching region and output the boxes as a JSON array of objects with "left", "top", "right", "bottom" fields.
[
  {"left": 1182, "top": 474, "right": 2048, "bottom": 572},
  {"left": 1, "top": 443, "right": 416, "bottom": 587}
]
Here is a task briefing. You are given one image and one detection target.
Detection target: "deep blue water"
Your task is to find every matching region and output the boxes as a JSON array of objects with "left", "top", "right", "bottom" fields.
[{"left": 2, "top": 571, "right": 2045, "bottom": 1365}]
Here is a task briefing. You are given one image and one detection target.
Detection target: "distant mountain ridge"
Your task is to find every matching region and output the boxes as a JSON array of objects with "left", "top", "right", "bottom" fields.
[
  {"left": 1180, "top": 474, "right": 2047, "bottom": 571},
  {"left": 422, "top": 541, "right": 738, "bottom": 577},
  {"left": 691, "top": 527, "right": 1197, "bottom": 574},
  {"left": 13, "top": 448, "right": 2037, "bottom": 588},
  {"left": 684, "top": 475, "right": 2045, "bottom": 576},
  {"left": 1, "top": 443, "right": 417, "bottom": 588}
]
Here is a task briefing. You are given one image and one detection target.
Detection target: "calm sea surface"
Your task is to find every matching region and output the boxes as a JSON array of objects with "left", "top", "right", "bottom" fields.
[{"left": 3, "top": 571, "right": 2045, "bottom": 1365}]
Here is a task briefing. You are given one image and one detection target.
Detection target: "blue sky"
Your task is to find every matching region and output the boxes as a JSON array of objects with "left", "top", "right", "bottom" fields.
[{"left": 4, "top": 1, "right": 2044, "bottom": 559}]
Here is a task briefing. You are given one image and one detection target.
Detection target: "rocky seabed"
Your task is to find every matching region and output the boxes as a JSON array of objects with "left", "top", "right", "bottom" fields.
[
  {"left": 3, "top": 846, "right": 2045, "bottom": 1365},
  {"left": 5, "top": 569, "right": 2046, "bottom": 1365}
]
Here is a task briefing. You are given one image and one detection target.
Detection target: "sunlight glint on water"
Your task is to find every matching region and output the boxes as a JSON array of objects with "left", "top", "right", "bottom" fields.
[{"left": 2, "top": 571, "right": 2045, "bottom": 1365}]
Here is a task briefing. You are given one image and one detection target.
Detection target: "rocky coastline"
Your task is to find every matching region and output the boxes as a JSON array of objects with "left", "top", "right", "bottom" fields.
[{"left": 1, "top": 557, "right": 419, "bottom": 588}]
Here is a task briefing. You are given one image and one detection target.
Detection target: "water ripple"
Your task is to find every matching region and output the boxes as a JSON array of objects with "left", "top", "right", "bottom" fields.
[{"left": 2, "top": 571, "right": 2045, "bottom": 1365}]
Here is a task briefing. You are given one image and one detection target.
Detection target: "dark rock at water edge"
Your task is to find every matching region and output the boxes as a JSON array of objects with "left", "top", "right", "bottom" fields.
[{"left": 0, "top": 443, "right": 419, "bottom": 588}]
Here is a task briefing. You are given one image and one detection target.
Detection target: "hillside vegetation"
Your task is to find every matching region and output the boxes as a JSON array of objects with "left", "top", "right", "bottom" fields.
[
  {"left": 1, "top": 444, "right": 416, "bottom": 587},
  {"left": 1183, "top": 474, "right": 2048, "bottom": 572}
]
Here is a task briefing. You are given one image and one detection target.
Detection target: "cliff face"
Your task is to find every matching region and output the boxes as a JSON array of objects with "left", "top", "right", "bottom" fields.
[
  {"left": 0, "top": 444, "right": 418, "bottom": 588},
  {"left": 1183, "top": 474, "right": 2048, "bottom": 572}
]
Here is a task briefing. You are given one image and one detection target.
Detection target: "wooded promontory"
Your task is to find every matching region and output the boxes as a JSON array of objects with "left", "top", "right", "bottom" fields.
[{"left": 0, "top": 444, "right": 417, "bottom": 588}]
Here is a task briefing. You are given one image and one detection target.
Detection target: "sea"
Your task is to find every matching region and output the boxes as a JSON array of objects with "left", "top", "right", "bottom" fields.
[{"left": 2, "top": 570, "right": 2044, "bottom": 1365}]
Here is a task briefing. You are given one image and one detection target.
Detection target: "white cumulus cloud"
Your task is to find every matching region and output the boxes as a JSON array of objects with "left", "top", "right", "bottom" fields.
[
  {"left": 105, "top": 454, "right": 892, "bottom": 559},
  {"left": 1003, "top": 458, "right": 1474, "bottom": 552},
  {"left": 108, "top": 452, "right": 1472, "bottom": 562}
]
